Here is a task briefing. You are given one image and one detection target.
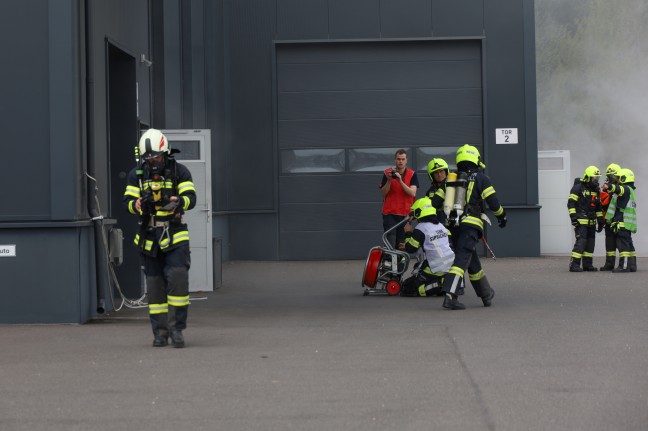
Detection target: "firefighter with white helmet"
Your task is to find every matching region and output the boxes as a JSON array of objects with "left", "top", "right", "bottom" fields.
[{"left": 123, "top": 128, "right": 197, "bottom": 348}]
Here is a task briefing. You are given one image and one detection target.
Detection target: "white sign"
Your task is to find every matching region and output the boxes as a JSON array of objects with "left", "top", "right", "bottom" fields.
[
  {"left": 495, "top": 128, "right": 518, "bottom": 144},
  {"left": 0, "top": 245, "right": 16, "bottom": 257}
]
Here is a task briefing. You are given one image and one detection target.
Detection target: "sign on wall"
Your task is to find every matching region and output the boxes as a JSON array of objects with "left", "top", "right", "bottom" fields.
[
  {"left": 495, "top": 128, "right": 518, "bottom": 144},
  {"left": 0, "top": 245, "right": 16, "bottom": 257}
]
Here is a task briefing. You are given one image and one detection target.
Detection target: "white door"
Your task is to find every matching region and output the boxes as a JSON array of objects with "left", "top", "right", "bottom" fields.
[
  {"left": 163, "top": 129, "right": 213, "bottom": 292},
  {"left": 538, "top": 150, "right": 572, "bottom": 255}
]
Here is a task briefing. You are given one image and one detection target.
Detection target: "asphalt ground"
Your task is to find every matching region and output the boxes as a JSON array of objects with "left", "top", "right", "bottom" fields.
[{"left": 2, "top": 256, "right": 648, "bottom": 431}]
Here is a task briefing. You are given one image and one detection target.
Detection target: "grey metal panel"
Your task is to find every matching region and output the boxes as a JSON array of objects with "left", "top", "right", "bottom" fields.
[
  {"left": 484, "top": 0, "right": 528, "bottom": 205},
  {"left": 279, "top": 88, "right": 482, "bottom": 120},
  {"left": 280, "top": 230, "right": 383, "bottom": 260},
  {"left": 486, "top": 207, "right": 540, "bottom": 257},
  {"left": 227, "top": 0, "right": 276, "bottom": 211},
  {"left": 229, "top": 213, "right": 279, "bottom": 260},
  {"left": 277, "top": 40, "right": 481, "bottom": 63},
  {"left": 328, "top": 0, "right": 380, "bottom": 39},
  {"left": 278, "top": 60, "right": 481, "bottom": 92},
  {"left": 279, "top": 117, "right": 482, "bottom": 148},
  {"left": 432, "top": 0, "right": 484, "bottom": 37},
  {"left": 0, "top": 0, "right": 50, "bottom": 220},
  {"left": 379, "top": 0, "right": 431, "bottom": 38},
  {"left": 164, "top": 0, "right": 183, "bottom": 128},
  {"left": 280, "top": 202, "right": 380, "bottom": 231},
  {"left": 280, "top": 175, "right": 382, "bottom": 204},
  {"left": 190, "top": 0, "right": 207, "bottom": 127},
  {"left": 276, "top": 0, "right": 329, "bottom": 40},
  {"left": 0, "top": 228, "right": 94, "bottom": 323}
]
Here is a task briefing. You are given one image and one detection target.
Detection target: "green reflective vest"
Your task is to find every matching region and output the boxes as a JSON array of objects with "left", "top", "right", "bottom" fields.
[{"left": 605, "top": 187, "right": 637, "bottom": 233}]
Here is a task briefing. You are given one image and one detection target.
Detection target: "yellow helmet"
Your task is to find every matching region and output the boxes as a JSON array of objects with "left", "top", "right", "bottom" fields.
[
  {"left": 605, "top": 163, "right": 621, "bottom": 177},
  {"left": 410, "top": 197, "right": 436, "bottom": 220},
  {"left": 427, "top": 158, "right": 449, "bottom": 180},
  {"left": 456, "top": 144, "right": 485, "bottom": 168},
  {"left": 582, "top": 165, "right": 601, "bottom": 183},
  {"left": 618, "top": 168, "right": 635, "bottom": 184}
]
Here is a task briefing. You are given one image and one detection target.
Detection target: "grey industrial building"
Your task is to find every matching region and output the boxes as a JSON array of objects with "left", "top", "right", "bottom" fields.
[{"left": 0, "top": 0, "right": 538, "bottom": 323}]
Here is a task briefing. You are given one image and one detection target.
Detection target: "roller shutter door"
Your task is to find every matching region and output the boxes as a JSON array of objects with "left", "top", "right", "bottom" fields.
[{"left": 276, "top": 40, "right": 482, "bottom": 260}]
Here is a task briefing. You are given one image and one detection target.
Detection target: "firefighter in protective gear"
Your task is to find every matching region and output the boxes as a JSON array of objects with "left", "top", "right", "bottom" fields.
[
  {"left": 567, "top": 166, "right": 604, "bottom": 272},
  {"left": 599, "top": 163, "right": 621, "bottom": 270},
  {"left": 601, "top": 168, "right": 637, "bottom": 272},
  {"left": 425, "top": 158, "right": 450, "bottom": 227},
  {"left": 123, "top": 128, "right": 197, "bottom": 348},
  {"left": 437, "top": 145, "right": 506, "bottom": 310},
  {"left": 401, "top": 197, "right": 455, "bottom": 297},
  {"left": 425, "top": 158, "right": 449, "bottom": 194}
]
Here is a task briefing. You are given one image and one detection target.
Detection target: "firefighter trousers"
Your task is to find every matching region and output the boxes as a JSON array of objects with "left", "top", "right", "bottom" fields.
[{"left": 142, "top": 245, "right": 191, "bottom": 337}]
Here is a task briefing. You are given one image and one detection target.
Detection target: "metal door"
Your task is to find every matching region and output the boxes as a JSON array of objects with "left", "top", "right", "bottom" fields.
[{"left": 163, "top": 129, "right": 213, "bottom": 292}]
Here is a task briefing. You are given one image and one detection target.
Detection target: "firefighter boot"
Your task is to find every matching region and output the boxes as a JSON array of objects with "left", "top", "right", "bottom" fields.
[
  {"left": 471, "top": 275, "right": 495, "bottom": 307},
  {"left": 612, "top": 256, "right": 629, "bottom": 273},
  {"left": 170, "top": 330, "right": 185, "bottom": 348},
  {"left": 599, "top": 255, "right": 615, "bottom": 271},
  {"left": 569, "top": 258, "right": 583, "bottom": 272},
  {"left": 151, "top": 314, "right": 169, "bottom": 347},
  {"left": 443, "top": 293, "right": 465, "bottom": 310},
  {"left": 582, "top": 257, "right": 598, "bottom": 272},
  {"left": 629, "top": 256, "right": 637, "bottom": 272}
]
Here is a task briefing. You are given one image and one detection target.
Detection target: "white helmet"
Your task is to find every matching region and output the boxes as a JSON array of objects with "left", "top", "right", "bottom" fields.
[{"left": 138, "top": 129, "right": 169, "bottom": 159}]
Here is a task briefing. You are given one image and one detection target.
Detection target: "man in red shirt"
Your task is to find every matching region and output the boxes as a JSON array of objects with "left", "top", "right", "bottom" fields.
[{"left": 379, "top": 149, "right": 419, "bottom": 249}]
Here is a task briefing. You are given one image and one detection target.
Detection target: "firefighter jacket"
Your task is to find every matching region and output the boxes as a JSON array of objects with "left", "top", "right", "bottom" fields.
[
  {"left": 567, "top": 178, "right": 602, "bottom": 227},
  {"left": 429, "top": 170, "right": 504, "bottom": 233},
  {"left": 604, "top": 183, "right": 637, "bottom": 233},
  {"left": 123, "top": 160, "right": 197, "bottom": 256}
]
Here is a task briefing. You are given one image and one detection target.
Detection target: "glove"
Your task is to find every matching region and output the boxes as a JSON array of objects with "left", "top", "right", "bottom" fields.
[
  {"left": 610, "top": 221, "right": 619, "bottom": 233},
  {"left": 497, "top": 213, "right": 507, "bottom": 228},
  {"left": 570, "top": 217, "right": 578, "bottom": 227},
  {"left": 596, "top": 217, "right": 604, "bottom": 233}
]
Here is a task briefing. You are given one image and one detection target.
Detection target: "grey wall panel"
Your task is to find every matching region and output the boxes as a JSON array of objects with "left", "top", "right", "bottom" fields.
[
  {"left": 280, "top": 230, "right": 383, "bottom": 260},
  {"left": 227, "top": 0, "right": 276, "bottom": 210},
  {"left": 0, "top": 0, "right": 50, "bottom": 220},
  {"left": 432, "top": 0, "right": 484, "bottom": 37},
  {"left": 280, "top": 175, "right": 382, "bottom": 203},
  {"left": 328, "top": 0, "right": 380, "bottom": 39},
  {"left": 486, "top": 208, "right": 540, "bottom": 257},
  {"left": 277, "top": 0, "right": 329, "bottom": 40},
  {"left": 278, "top": 60, "right": 481, "bottom": 92},
  {"left": 277, "top": 40, "right": 480, "bottom": 63},
  {"left": 279, "top": 117, "right": 482, "bottom": 148},
  {"left": 280, "top": 202, "right": 381, "bottom": 231},
  {"left": 379, "top": 0, "right": 431, "bottom": 38},
  {"left": 279, "top": 88, "right": 482, "bottom": 120},
  {"left": 484, "top": 0, "right": 528, "bottom": 205},
  {"left": 0, "top": 228, "right": 93, "bottom": 323},
  {"left": 229, "top": 214, "right": 279, "bottom": 260}
]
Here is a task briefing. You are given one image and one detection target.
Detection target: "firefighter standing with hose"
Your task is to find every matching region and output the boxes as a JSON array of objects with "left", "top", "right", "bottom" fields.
[{"left": 123, "top": 129, "right": 197, "bottom": 348}]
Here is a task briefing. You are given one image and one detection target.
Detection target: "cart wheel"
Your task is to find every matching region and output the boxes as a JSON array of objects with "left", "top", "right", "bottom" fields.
[
  {"left": 362, "top": 248, "right": 383, "bottom": 288},
  {"left": 386, "top": 280, "right": 401, "bottom": 296}
]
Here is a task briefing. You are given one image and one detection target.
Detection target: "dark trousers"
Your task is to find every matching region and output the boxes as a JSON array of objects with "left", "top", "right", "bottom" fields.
[
  {"left": 442, "top": 225, "right": 485, "bottom": 297},
  {"left": 142, "top": 245, "right": 191, "bottom": 336},
  {"left": 383, "top": 214, "right": 408, "bottom": 249},
  {"left": 571, "top": 224, "right": 596, "bottom": 262}
]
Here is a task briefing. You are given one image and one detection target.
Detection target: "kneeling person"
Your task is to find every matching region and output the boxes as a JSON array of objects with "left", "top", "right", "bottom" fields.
[{"left": 401, "top": 197, "right": 455, "bottom": 297}]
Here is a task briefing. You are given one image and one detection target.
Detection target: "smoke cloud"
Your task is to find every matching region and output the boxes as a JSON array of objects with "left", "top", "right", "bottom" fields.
[{"left": 536, "top": 0, "right": 648, "bottom": 256}]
